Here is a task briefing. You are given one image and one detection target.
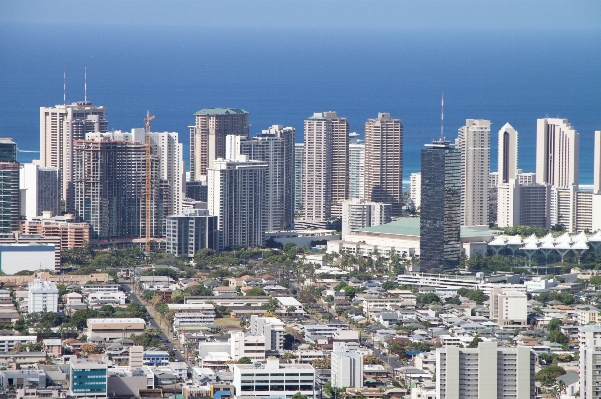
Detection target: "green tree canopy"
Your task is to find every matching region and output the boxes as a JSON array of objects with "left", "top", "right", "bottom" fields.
[
  {"left": 237, "top": 357, "right": 252, "bottom": 364},
  {"left": 547, "top": 318, "right": 562, "bottom": 331}
]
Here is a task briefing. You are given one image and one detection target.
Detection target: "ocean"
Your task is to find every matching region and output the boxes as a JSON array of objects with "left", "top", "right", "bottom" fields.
[{"left": 1, "top": 24, "right": 600, "bottom": 184}]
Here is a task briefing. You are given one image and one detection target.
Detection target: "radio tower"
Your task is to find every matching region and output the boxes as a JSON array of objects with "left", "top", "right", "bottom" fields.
[{"left": 63, "top": 67, "right": 66, "bottom": 105}]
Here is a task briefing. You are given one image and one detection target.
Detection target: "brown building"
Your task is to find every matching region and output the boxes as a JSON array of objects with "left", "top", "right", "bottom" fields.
[
  {"left": 21, "top": 211, "right": 90, "bottom": 250},
  {"left": 364, "top": 113, "right": 403, "bottom": 216},
  {"left": 190, "top": 108, "right": 249, "bottom": 180}
]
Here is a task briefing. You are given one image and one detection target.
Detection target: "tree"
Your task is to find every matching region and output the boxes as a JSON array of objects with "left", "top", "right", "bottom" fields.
[
  {"left": 547, "top": 318, "right": 562, "bottom": 332},
  {"left": 237, "top": 357, "right": 252, "bottom": 364},
  {"left": 547, "top": 330, "right": 569, "bottom": 345},
  {"left": 590, "top": 276, "right": 601, "bottom": 287},
  {"left": 457, "top": 288, "right": 470, "bottom": 297},
  {"left": 465, "top": 289, "right": 489, "bottom": 304},
  {"left": 82, "top": 343, "right": 99, "bottom": 356},
  {"left": 536, "top": 365, "right": 566, "bottom": 387},
  {"left": 343, "top": 286, "right": 356, "bottom": 300},
  {"left": 467, "top": 336, "right": 483, "bottom": 348},
  {"left": 286, "top": 306, "right": 297, "bottom": 313},
  {"left": 246, "top": 287, "right": 267, "bottom": 296},
  {"left": 416, "top": 293, "right": 442, "bottom": 307},
  {"left": 291, "top": 393, "right": 308, "bottom": 399}
]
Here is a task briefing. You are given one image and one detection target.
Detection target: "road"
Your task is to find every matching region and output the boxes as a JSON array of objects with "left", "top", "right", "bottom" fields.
[{"left": 120, "top": 280, "right": 189, "bottom": 364}]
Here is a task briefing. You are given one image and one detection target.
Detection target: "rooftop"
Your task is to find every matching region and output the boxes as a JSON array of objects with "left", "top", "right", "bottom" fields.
[
  {"left": 359, "top": 217, "right": 494, "bottom": 239},
  {"left": 194, "top": 108, "right": 248, "bottom": 116}
]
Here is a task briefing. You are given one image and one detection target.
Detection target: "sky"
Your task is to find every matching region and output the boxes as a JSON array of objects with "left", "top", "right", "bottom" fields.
[{"left": 2, "top": 0, "right": 600, "bottom": 31}]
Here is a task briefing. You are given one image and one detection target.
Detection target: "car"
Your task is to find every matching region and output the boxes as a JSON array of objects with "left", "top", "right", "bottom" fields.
[{"left": 180, "top": 350, "right": 184, "bottom": 354}]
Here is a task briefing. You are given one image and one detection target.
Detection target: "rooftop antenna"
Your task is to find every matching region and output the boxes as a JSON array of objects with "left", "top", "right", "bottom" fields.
[
  {"left": 84, "top": 66, "right": 87, "bottom": 102},
  {"left": 440, "top": 92, "right": 444, "bottom": 141},
  {"left": 63, "top": 67, "right": 66, "bottom": 105}
]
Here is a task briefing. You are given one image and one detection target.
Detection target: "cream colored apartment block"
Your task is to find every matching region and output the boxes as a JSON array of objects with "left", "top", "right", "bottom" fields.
[
  {"left": 364, "top": 113, "right": 403, "bottom": 216},
  {"left": 536, "top": 118, "right": 579, "bottom": 189},
  {"left": 456, "top": 119, "right": 490, "bottom": 226}
]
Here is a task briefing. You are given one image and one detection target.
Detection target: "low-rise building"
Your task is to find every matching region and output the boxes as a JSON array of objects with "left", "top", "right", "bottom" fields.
[
  {"left": 87, "top": 318, "right": 145, "bottom": 341},
  {"left": 28, "top": 279, "right": 58, "bottom": 313},
  {"left": 69, "top": 357, "right": 108, "bottom": 398},
  {"left": 331, "top": 351, "right": 363, "bottom": 388},
  {"left": 232, "top": 358, "right": 316, "bottom": 399}
]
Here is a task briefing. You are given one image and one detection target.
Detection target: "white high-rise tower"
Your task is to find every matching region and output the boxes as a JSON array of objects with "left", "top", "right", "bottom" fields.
[{"left": 536, "top": 118, "right": 579, "bottom": 189}]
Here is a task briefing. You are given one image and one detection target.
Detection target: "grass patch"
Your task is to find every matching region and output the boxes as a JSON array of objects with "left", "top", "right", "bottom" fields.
[{"left": 214, "top": 317, "right": 240, "bottom": 327}]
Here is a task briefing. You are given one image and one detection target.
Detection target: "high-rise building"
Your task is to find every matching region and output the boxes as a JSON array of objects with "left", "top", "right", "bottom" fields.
[
  {"left": 331, "top": 351, "right": 363, "bottom": 388},
  {"left": 294, "top": 143, "right": 304, "bottom": 213},
  {"left": 250, "top": 316, "right": 285, "bottom": 352},
  {"left": 497, "top": 177, "right": 550, "bottom": 229},
  {"left": 19, "top": 163, "right": 61, "bottom": 220},
  {"left": 166, "top": 208, "right": 218, "bottom": 257},
  {"left": 28, "top": 279, "right": 59, "bottom": 313},
  {"left": 329, "top": 113, "right": 350, "bottom": 217},
  {"left": 189, "top": 108, "right": 249, "bottom": 180},
  {"left": 456, "top": 119, "right": 490, "bottom": 226},
  {"left": 488, "top": 172, "right": 498, "bottom": 225},
  {"left": 348, "top": 133, "right": 365, "bottom": 200},
  {"left": 594, "top": 131, "right": 601, "bottom": 232},
  {"left": 549, "top": 185, "right": 596, "bottom": 233},
  {"left": 0, "top": 139, "right": 20, "bottom": 233},
  {"left": 341, "top": 199, "right": 392, "bottom": 240},
  {"left": 536, "top": 118, "right": 579, "bottom": 188},
  {"left": 207, "top": 156, "right": 267, "bottom": 250},
  {"left": 498, "top": 122, "right": 518, "bottom": 184},
  {"left": 227, "top": 125, "right": 295, "bottom": 231},
  {"left": 40, "top": 102, "right": 108, "bottom": 212},
  {"left": 420, "top": 140, "right": 461, "bottom": 271},
  {"left": 301, "top": 113, "right": 334, "bottom": 224},
  {"left": 364, "top": 113, "right": 403, "bottom": 216},
  {"left": 410, "top": 172, "right": 421, "bottom": 211},
  {"left": 436, "top": 341, "right": 536, "bottom": 399},
  {"left": 148, "top": 130, "right": 185, "bottom": 215},
  {"left": 73, "top": 134, "right": 165, "bottom": 240}
]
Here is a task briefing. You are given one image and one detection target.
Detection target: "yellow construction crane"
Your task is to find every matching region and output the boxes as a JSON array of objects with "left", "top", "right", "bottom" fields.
[{"left": 144, "top": 111, "right": 155, "bottom": 253}]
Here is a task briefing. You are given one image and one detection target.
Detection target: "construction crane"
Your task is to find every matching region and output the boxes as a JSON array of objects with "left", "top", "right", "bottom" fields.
[{"left": 144, "top": 111, "right": 155, "bottom": 253}]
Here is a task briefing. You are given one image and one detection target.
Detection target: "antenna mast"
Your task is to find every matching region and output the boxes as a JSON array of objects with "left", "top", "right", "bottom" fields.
[
  {"left": 440, "top": 92, "right": 444, "bottom": 141},
  {"left": 84, "top": 67, "right": 87, "bottom": 102},
  {"left": 144, "top": 111, "right": 155, "bottom": 253},
  {"left": 63, "top": 67, "right": 66, "bottom": 105}
]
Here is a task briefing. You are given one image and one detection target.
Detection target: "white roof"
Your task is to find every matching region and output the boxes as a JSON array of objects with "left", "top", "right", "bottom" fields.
[{"left": 276, "top": 297, "right": 303, "bottom": 307}]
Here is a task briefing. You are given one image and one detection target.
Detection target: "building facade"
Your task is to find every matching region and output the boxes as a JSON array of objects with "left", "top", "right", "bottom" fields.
[
  {"left": 364, "top": 113, "right": 403, "bottom": 216},
  {"left": 436, "top": 342, "right": 536, "bottom": 399},
  {"left": 19, "top": 163, "right": 61, "bottom": 220},
  {"left": 207, "top": 156, "right": 267, "bottom": 250},
  {"left": 348, "top": 133, "right": 365, "bottom": 200},
  {"left": 294, "top": 143, "right": 304, "bottom": 213},
  {"left": 331, "top": 351, "right": 363, "bottom": 388},
  {"left": 420, "top": 140, "right": 461, "bottom": 271},
  {"left": 341, "top": 199, "right": 392, "bottom": 240},
  {"left": 233, "top": 359, "right": 316, "bottom": 399},
  {"left": 190, "top": 108, "right": 249, "bottom": 180},
  {"left": 456, "top": 119, "right": 490, "bottom": 226},
  {"left": 0, "top": 139, "right": 20, "bottom": 233},
  {"left": 40, "top": 102, "right": 108, "bottom": 212},
  {"left": 69, "top": 358, "right": 108, "bottom": 398},
  {"left": 166, "top": 208, "right": 218, "bottom": 257},
  {"left": 536, "top": 117, "right": 579, "bottom": 189},
  {"left": 27, "top": 279, "right": 59, "bottom": 313},
  {"left": 149, "top": 130, "right": 185, "bottom": 216},
  {"left": 21, "top": 212, "right": 90, "bottom": 250},
  {"left": 410, "top": 172, "right": 421, "bottom": 211},
  {"left": 498, "top": 122, "right": 518, "bottom": 184}
]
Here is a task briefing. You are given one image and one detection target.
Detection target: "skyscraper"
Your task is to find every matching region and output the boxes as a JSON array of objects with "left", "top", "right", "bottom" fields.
[
  {"left": 410, "top": 172, "right": 421, "bottom": 211},
  {"left": 19, "top": 163, "right": 61, "bottom": 220},
  {"left": 301, "top": 113, "right": 334, "bottom": 225},
  {"left": 0, "top": 138, "right": 20, "bottom": 233},
  {"left": 420, "top": 140, "right": 461, "bottom": 271},
  {"left": 294, "top": 143, "right": 304, "bottom": 213},
  {"left": 226, "top": 126, "right": 295, "bottom": 231},
  {"left": 594, "top": 130, "right": 601, "bottom": 194},
  {"left": 189, "top": 108, "right": 249, "bottom": 180},
  {"left": 456, "top": 119, "right": 490, "bottom": 226},
  {"left": 348, "top": 133, "right": 365, "bottom": 200},
  {"left": 40, "top": 101, "right": 108, "bottom": 212},
  {"left": 536, "top": 117, "right": 579, "bottom": 188},
  {"left": 148, "top": 130, "right": 185, "bottom": 215},
  {"left": 364, "top": 113, "right": 403, "bottom": 216},
  {"left": 73, "top": 134, "right": 165, "bottom": 240},
  {"left": 207, "top": 156, "right": 267, "bottom": 250},
  {"left": 498, "top": 122, "right": 518, "bottom": 184},
  {"left": 329, "top": 113, "right": 350, "bottom": 217}
]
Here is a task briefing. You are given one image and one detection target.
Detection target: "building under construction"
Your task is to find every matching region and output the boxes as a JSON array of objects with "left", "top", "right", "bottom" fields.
[{"left": 72, "top": 133, "right": 167, "bottom": 241}]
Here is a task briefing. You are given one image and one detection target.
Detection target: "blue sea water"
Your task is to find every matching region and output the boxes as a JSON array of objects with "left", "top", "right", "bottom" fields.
[{"left": 1, "top": 24, "right": 600, "bottom": 184}]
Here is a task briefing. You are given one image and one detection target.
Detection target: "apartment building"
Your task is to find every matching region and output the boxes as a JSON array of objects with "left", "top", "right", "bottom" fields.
[
  {"left": 536, "top": 117, "right": 579, "bottom": 189},
  {"left": 21, "top": 212, "right": 90, "bottom": 250},
  {"left": 0, "top": 139, "right": 20, "bottom": 233},
  {"left": 19, "top": 163, "right": 61, "bottom": 219},
  {"left": 0, "top": 336, "right": 37, "bottom": 352},
  {"left": 28, "top": 279, "right": 58, "bottom": 313},
  {"left": 166, "top": 208, "right": 218, "bottom": 257},
  {"left": 349, "top": 132, "right": 365, "bottom": 200},
  {"left": 489, "top": 288, "right": 528, "bottom": 328},
  {"left": 230, "top": 331, "right": 266, "bottom": 361},
  {"left": 190, "top": 108, "right": 249, "bottom": 180},
  {"left": 341, "top": 199, "right": 392, "bottom": 240},
  {"left": 250, "top": 315, "right": 285, "bottom": 352},
  {"left": 436, "top": 341, "right": 536, "bottom": 399},
  {"left": 364, "top": 113, "right": 403, "bottom": 216},
  {"left": 456, "top": 119, "right": 490, "bottom": 226},
  {"left": 207, "top": 156, "right": 267, "bottom": 250},
  {"left": 331, "top": 351, "right": 363, "bottom": 388},
  {"left": 40, "top": 101, "right": 108, "bottom": 212}
]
